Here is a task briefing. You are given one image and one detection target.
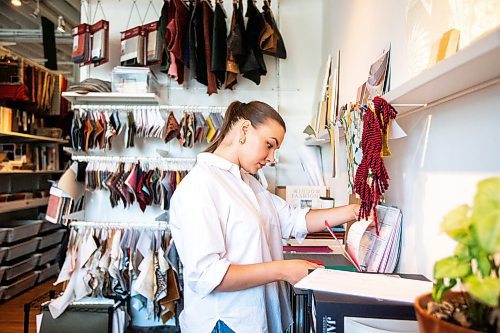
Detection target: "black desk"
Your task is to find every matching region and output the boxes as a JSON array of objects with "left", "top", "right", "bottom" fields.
[
  {"left": 292, "top": 273, "right": 427, "bottom": 333},
  {"left": 311, "top": 291, "right": 417, "bottom": 333}
]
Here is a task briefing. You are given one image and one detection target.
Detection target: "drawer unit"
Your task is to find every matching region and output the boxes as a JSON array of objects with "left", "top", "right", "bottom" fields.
[
  {"left": 0, "top": 254, "right": 39, "bottom": 281},
  {"left": 35, "top": 263, "right": 60, "bottom": 283},
  {"left": 0, "top": 228, "right": 7, "bottom": 244},
  {"left": 37, "top": 229, "right": 66, "bottom": 250},
  {"left": 39, "top": 221, "right": 63, "bottom": 234},
  {"left": 0, "top": 220, "right": 43, "bottom": 243},
  {"left": 0, "top": 271, "right": 38, "bottom": 301},
  {"left": 0, "top": 237, "right": 40, "bottom": 264},
  {"left": 37, "top": 245, "right": 61, "bottom": 266}
]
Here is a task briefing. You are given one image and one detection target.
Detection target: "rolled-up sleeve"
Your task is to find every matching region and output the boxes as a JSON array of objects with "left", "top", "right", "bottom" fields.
[
  {"left": 170, "top": 188, "right": 231, "bottom": 298},
  {"left": 269, "top": 193, "right": 310, "bottom": 242}
]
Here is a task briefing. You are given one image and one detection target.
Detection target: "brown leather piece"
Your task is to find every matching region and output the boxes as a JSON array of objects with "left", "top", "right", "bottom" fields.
[
  {"left": 164, "top": 112, "right": 180, "bottom": 143},
  {"left": 201, "top": 1, "right": 217, "bottom": 95}
]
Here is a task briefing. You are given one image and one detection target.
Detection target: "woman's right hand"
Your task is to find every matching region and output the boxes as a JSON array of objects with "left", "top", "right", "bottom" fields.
[{"left": 280, "top": 259, "right": 323, "bottom": 285}]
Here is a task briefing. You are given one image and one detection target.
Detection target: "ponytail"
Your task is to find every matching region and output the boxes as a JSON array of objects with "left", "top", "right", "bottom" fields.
[{"left": 204, "top": 100, "right": 286, "bottom": 153}]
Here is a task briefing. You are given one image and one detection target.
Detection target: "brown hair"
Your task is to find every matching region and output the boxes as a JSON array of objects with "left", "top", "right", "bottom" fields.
[{"left": 205, "top": 101, "right": 286, "bottom": 153}]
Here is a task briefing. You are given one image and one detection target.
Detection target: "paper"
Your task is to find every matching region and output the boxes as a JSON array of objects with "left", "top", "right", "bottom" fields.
[
  {"left": 294, "top": 268, "right": 432, "bottom": 304},
  {"left": 346, "top": 206, "right": 403, "bottom": 273},
  {"left": 344, "top": 317, "right": 419, "bottom": 333},
  {"left": 324, "top": 221, "right": 361, "bottom": 271},
  {"left": 298, "top": 145, "right": 325, "bottom": 186},
  {"left": 388, "top": 119, "right": 407, "bottom": 139}
]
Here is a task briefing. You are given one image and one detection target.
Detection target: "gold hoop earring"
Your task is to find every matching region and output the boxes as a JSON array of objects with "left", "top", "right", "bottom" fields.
[{"left": 239, "top": 137, "right": 246, "bottom": 144}]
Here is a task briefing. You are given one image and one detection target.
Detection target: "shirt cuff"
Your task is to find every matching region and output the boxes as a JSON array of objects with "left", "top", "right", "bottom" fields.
[
  {"left": 292, "top": 207, "right": 310, "bottom": 243},
  {"left": 190, "top": 258, "right": 231, "bottom": 298}
]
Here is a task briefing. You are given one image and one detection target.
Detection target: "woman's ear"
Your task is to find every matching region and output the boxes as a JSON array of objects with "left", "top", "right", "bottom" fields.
[{"left": 240, "top": 119, "right": 251, "bottom": 137}]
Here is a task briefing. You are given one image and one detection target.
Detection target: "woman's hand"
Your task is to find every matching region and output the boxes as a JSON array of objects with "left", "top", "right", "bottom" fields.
[{"left": 281, "top": 259, "right": 323, "bottom": 285}]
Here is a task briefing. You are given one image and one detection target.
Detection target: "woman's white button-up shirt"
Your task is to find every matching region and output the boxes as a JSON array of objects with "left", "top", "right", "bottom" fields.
[{"left": 169, "top": 153, "right": 309, "bottom": 333}]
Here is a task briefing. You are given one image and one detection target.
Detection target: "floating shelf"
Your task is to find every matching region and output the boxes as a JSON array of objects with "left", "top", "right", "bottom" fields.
[
  {"left": 0, "top": 170, "right": 63, "bottom": 175},
  {"left": 304, "top": 129, "right": 330, "bottom": 146},
  {"left": 383, "top": 28, "right": 500, "bottom": 116},
  {"left": 62, "top": 92, "right": 160, "bottom": 104},
  {"left": 0, "top": 131, "right": 68, "bottom": 144},
  {"left": 0, "top": 197, "right": 49, "bottom": 214}
]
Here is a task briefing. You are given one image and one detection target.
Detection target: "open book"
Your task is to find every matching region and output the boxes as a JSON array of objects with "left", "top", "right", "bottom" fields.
[{"left": 325, "top": 205, "right": 402, "bottom": 273}]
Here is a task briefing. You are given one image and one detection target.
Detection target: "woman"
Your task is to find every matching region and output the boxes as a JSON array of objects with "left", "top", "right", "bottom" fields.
[{"left": 170, "top": 101, "right": 360, "bottom": 333}]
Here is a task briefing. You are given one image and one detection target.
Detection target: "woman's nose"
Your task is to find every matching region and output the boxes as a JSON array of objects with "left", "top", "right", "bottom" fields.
[{"left": 266, "top": 152, "right": 276, "bottom": 165}]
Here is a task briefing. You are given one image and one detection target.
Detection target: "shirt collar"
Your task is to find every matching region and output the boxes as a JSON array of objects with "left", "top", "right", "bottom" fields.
[{"left": 197, "top": 152, "right": 242, "bottom": 179}]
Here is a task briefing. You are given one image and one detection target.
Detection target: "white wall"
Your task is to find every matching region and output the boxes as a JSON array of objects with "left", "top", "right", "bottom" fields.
[
  {"left": 321, "top": 0, "right": 500, "bottom": 277},
  {"left": 82, "top": 0, "right": 326, "bottom": 193},
  {"left": 79, "top": 0, "right": 500, "bottom": 279}
]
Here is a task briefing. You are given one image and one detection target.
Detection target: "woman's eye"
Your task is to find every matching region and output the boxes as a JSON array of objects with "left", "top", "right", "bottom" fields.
[{"left": 267, "top": 144, "right": 273, "bottom": 149}]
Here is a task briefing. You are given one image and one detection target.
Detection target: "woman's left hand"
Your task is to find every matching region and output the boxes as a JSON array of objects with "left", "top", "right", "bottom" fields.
[{"left": 280, "top": 260, "right": 323, "bottom": 285}]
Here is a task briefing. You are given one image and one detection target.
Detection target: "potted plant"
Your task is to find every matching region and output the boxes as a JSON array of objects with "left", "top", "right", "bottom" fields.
[{"left": 414, "top": 178, "right": 500, "bottom": 333}]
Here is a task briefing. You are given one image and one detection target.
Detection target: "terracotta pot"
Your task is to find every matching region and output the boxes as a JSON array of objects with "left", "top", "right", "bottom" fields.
[{"left": 414, "top": 292, "right": 481, "bottom": 333}]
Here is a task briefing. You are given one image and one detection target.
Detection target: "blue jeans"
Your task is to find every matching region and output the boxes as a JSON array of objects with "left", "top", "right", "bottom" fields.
[{"left": 211, "top": 320, "right": 235, "bottom": 333}]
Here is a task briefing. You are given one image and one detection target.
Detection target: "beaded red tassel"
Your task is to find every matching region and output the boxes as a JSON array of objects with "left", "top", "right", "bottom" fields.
[{"left": 354, "top": 97, "right": 397, "bottom": 235}]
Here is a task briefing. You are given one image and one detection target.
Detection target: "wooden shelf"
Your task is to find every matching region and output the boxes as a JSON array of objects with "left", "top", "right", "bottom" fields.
[
  {"left": 383, "top": 28, "right": 500, "bottom": 116},
  {"left": 0, "top": 197, "right": 49, "bottom": 214},
  {"left": 304, "top": 129, "right": 330, "bottom": 146},
  {"left": 62, "top": 92, "right": 160, "bottom": 104},
  {"left": 0, "top": 170, "right": 63, "bottom": 175},
  {"left": 0, "top": 131, "right": 68, "bottom": 144}
]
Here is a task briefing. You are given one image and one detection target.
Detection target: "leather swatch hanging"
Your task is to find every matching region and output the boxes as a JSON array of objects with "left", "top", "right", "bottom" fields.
[
  {"left": 240, "top": 0, "right": 267, "bottom": 85},
  {"left": 225, "top": 0, "right": 245, "bottom": 89},
  {"left": 164, "top": 112, "right": 180, "bottom": 144},
  {"left": 201, "top": 0, "right": 218, "bottom": 95},
  {"left": 159, "top": 0, "right": 171, "bottom": 73},
  {"left": 211, "top": 1, "right": 228, "bottom": 89},
  {"left": 261, "top": 0, "right": 287, "bottom": 59},
  {"left": 189, "top": 0, "right": 208, "bottom": 86},
  {"left": 166, "top": 0, "right": 190, "bottom": 84}
]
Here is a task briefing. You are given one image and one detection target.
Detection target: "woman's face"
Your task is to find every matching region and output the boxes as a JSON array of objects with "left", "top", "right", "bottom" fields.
[{"left": 238, "top": 119, "right": 285, "bottom": 174}]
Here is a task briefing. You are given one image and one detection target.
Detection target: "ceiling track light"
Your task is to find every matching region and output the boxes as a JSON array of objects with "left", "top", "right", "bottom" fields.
[
  {"left": 11, "top": 0, "right": 22, "bottom": 7},
  {"left": 30, "top": 0, "right": 40, "bottom": 19}
]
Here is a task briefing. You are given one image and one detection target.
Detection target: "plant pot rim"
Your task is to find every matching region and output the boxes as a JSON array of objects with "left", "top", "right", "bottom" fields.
[{"left": 414, "top": 291, "right": 482, "bottom": 333}]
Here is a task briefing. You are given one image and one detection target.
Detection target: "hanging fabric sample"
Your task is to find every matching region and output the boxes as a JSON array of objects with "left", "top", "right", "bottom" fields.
[
  {"left": 261, "top": 0, "right": 287, "bottom": 59},
  {"left": 120, "top": 26, "right": 146, "bottom": 66},
  {"left": 164, "top": 112, "right": 180, "bottom": 144},
  {"left": 353, "top": 97, "right": 397, "bottom": 234},
  {"left": 50, "top": 227, "right": 181, "bottom": 323},
  {"left": 91, "top": 20, "right": 110, "bottom": 67},
  {"left": 225, "top": 0, "right": 245, "bottom": 89},
  {"left": 159, "top": 0, "right": 171, "bottom": 73},
  {"left": 339, "top": 104, "right": 364, "bottom": 194},
  {"left": 189, "top": 0, "right": 207, "bottom": 85},
  {"left": 72, "top": 24, "right": 91, "bottom": 64},
  {"left": 143, "top": 21, "right": 161, "bottom": 65},
  {"left": 240, "top": 0, "right": 267, "bottom": 85},
  {"left": 201, "top": 0, "right": 218, "bottom": 95},
  {"left": 166, "top": 0, "right": 190, "bottom": 84},
  {"left": 211, "top": 1, "right": 228, "bottom": 89}
]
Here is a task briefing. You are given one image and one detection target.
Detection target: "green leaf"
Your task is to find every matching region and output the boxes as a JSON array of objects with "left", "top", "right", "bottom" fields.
[
  {"left": 441, "top": 204, "right": 472, "bottom": 243},
  {"left": 454, "top": 243, "right": 471, "bottom": 259},
  {"left": 472, "top": 210, "right": 500, "bottom": 254},
  {"left": 472, "top": 178, "right": 500, "bottom": 221},
  {"left": 465, "top": 275, "right": 500, "bottom": 307},
  {"left": 434, "top": 256, "right": 471, "bottom": 279},
  {"left": 432, "top": 278, "right": 457, "bottom": 303},
  {"left": 476, "top": 251, "right": 491, "bottom": 278}
]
